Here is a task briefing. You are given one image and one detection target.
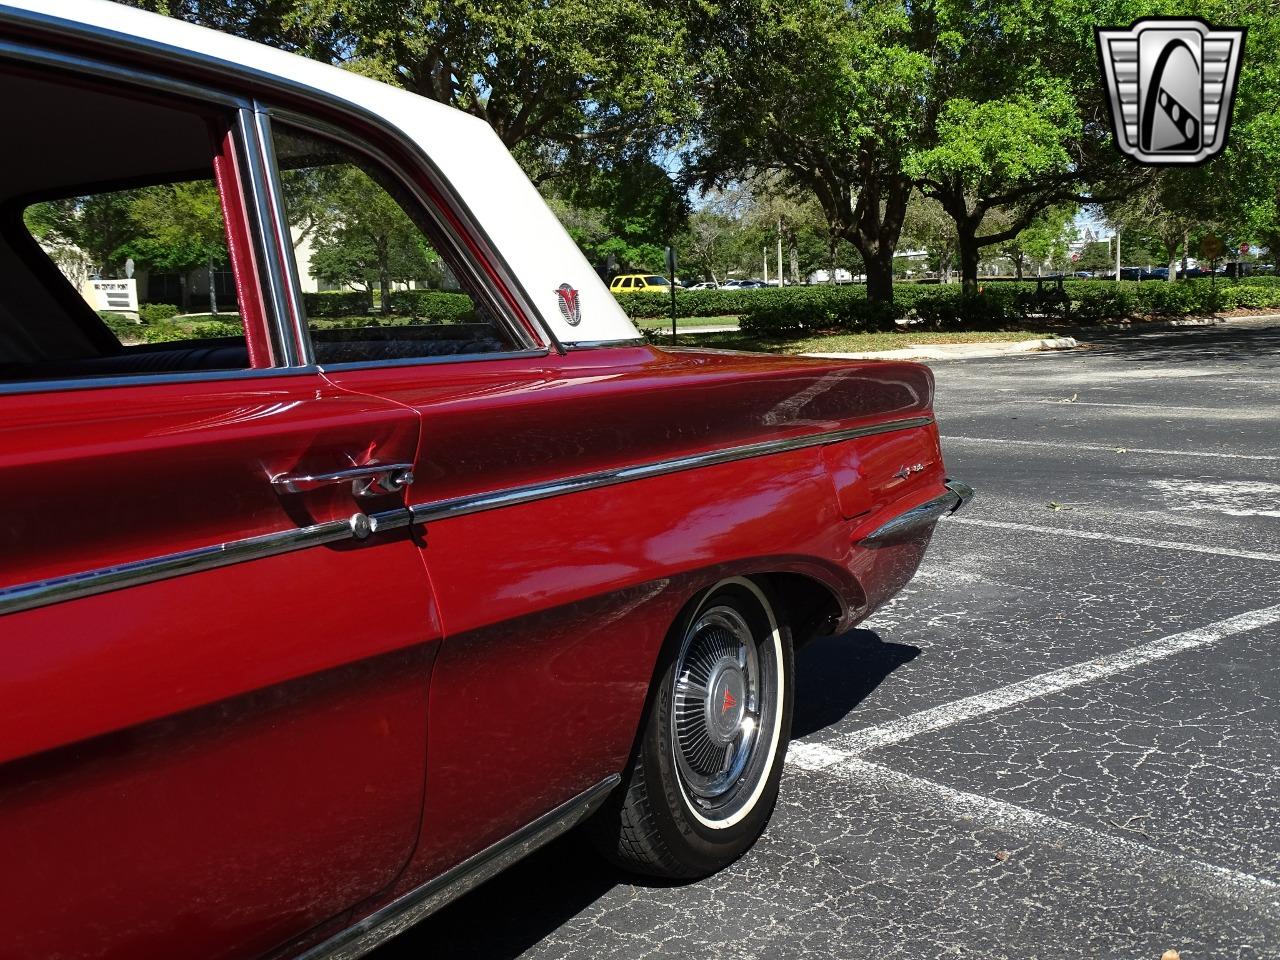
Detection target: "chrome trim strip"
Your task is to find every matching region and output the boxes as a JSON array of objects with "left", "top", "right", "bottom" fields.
[
  {"left": 248, "top": 105, "right": 313, "bottom": 367},
  {"left": 0, "top": 507, "right": 411, "bottom": 617},
  {"left": 0, "top": 364, "right": 322, "bottom": 397},
  {"left": 860, "top": 477, "right": 975, "bottom": 546},
  {"left": 297, "top": 775, "right": 621, "bottom": 960},
  {"left": 316, "top": 348, "right": 549, "bottom": 374},
  {"left": 411, "top": 417, "right": 934, "bottom": 525},
  {"left": 564, "top": 337, "right": 649, "bottom": 350}
]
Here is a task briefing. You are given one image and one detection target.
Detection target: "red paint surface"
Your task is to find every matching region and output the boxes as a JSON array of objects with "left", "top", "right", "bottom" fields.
[
  {"left": 327, "top": 346, "right": 947, "bottom": 890},
  {"left": 0, "top": 374, "right": 440, "bottom": 959}
]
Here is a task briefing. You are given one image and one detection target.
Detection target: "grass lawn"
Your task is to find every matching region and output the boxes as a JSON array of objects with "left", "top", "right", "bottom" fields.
[
  {"left": 635, "top": 315, "right": 742, "bottom": 329},
  {"left": 659, "top": 328, "right": 1057, "bottom": 354}
]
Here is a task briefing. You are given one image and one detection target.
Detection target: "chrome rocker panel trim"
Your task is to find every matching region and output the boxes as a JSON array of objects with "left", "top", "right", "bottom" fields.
[
  {"left": 860, "top": 478, "right": 975, "bottom": 547},
  {"left": 297, "top": 774, "right": 621, "bottom": 960},
  {"left": 0, "top": 417, "right": 933, "bottom": 618}
]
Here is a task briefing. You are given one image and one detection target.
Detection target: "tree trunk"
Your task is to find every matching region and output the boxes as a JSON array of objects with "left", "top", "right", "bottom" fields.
[
  {"left": 958, "top": 234, "right": 981, "bottom": 295},
  {"left": 1014, "top": 255, "right": 1024, "bottom": 280},
  {"left": 789, "top": 240, "right": 799, "bottom": 286},
  {"left": 863, "top": 251, "right": 894, "bottom": 316},
  {"left": 827, "top": 237, "right": 837, "bottom": 285},
  {"left": 179, "top": 274, "right": 190, "bottom": 314},
  {"left": 380, "top": 275, "right": 392, "bottom": 314},
  {"left": 207, "top": 254, "right": 219, "bottom": 317}
]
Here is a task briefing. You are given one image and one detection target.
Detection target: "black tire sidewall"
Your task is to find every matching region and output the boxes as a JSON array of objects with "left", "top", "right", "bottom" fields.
[{"left": 642, "top": 578, "right": 794, "bottom": 875}]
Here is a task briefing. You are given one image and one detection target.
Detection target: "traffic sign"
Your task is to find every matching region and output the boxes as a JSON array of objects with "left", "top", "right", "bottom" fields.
[{"left": 1199, "top": 233, "right": 1225, "bottom": 259}]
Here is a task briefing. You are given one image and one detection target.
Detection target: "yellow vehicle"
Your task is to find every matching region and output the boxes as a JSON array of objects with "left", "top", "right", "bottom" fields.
[{"left": 609, "top": 274, "right": 672, "bottom": 293}]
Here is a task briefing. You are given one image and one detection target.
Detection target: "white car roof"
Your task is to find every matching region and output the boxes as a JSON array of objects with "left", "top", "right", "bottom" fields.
[{"left": 0, "top": 0, "right": 640, "bottom": 346}]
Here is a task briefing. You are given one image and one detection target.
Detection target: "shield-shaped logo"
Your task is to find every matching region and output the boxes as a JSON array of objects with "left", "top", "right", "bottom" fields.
[
  {"left": 555, "top": 283, "right": 582, "bottom": 327},
  {"left": 1096, "top": 18, "right": 1245, "bottom": 165}
]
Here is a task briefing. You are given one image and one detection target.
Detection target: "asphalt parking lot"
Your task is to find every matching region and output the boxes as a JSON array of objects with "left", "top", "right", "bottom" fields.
[{"left": 380, "top": 318, "right": 1280, "bottom": 960}]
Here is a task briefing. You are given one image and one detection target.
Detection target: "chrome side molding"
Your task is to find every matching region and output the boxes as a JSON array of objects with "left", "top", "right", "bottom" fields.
[
  {"left": 297, "top": 775, "right": 621, "bottom": 960},
  {"left": 0, "top": 508, "right": 412, "bottom": 618},
  {"left": 861, "top": 478, "right": 975, "bottom": 547},
  {"left": 0, "top": 418, "right": 934, "bottom": 618},
  {"left": 412, "top": 416, "right": 934, "bottom": 525}
]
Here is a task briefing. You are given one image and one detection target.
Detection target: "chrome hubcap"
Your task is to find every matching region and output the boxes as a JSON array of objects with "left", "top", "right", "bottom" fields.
[{"left": 673, "top": 606, "right": 761, "bottom": 801}]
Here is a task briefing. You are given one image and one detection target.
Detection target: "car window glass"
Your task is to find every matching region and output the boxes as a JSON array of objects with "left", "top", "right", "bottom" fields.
[
  {"left": 272, "top": 125, "right": 521, "bottom": 365},
  {"left": 1, "top": 66, "right": 249, "bottom": 382}
]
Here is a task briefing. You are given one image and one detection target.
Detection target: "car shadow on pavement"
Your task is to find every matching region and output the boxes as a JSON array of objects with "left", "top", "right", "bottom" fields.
[
  {"left": 379, "top": 627, "right": 917, "bottom": 960},
  {"left": 791, "top": 628, "right": 920, "bottom": 740}
]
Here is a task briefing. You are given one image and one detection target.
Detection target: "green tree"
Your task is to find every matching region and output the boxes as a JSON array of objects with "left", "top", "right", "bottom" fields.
[
  {"left": 300, "top": 166, "right": 441, "bottom": 310},
  {"left": 694, "top": 0, "right": 928, "bottom": 307},
  {"left": 999, "top": 207, "right": 1074, "bottom": 279},
  {"left": 126, "top": 182, "right": 229, "bottom": 314}
]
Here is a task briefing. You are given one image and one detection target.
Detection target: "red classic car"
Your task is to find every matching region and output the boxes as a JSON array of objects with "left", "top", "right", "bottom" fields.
[{"left": 0, "top": 2, "right": 970, "bottom": 958}]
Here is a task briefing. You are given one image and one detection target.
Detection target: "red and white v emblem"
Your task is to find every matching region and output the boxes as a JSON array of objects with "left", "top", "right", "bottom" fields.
[{"left": 721, "top": 689, "right": 737, "bottom": 714}]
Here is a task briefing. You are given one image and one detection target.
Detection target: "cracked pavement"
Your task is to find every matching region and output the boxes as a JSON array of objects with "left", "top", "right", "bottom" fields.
[{"left": 376, "top": 320, "right": 1280, "bottom": 960}]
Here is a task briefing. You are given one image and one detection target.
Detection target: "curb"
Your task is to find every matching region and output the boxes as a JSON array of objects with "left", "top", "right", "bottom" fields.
[{"left": 802, "top": 337, "right": 1079, "bottom": 362}]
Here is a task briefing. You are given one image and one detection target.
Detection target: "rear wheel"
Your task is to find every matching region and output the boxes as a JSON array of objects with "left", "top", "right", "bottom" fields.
[{"left": 593, "top": 577, "right": 794, "bottom": 878}]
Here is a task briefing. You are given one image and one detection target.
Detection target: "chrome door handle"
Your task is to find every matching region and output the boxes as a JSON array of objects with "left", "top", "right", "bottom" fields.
[{"left": 271, "top": 462, "right": 416, "bottom": 498}]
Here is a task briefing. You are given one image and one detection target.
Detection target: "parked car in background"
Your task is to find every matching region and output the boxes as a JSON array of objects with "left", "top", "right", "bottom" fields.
[
  {"left": 1141, "top": 267, "right": 1170, "bottom": 280},
  {"left": 0, "top": 2, "right": 971, "bottom": 958},
  {"left": 610, "top": 274, "right": 671, "bottom": 293},
  {"left": 686, "top": 281, "right": 719, "bottom": 290}
]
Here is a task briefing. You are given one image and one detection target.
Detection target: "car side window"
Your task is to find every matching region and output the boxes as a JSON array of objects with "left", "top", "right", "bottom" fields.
[
  {"left": 1, "top": 65, "right": 251, "bottom": 383},
  {"left": 271, "top": 124, "right": 523, "bottom": 366}
]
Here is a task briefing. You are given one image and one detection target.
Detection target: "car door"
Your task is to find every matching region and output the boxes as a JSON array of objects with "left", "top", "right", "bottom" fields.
[
  {"left": 262, "top": 116, "right": 753, "bottom": 887},
  {"left": 0, "top": 57, "right": 435, "bottom": 960}
]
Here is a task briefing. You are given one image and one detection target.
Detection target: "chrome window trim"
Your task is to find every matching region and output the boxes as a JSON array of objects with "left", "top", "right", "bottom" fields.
[
  {"left": 0, "top": 506, "right": 410, "bottom": 618},
  {"left": 0, "top": 37, "right": 250, "bottom": 109},
  {"left": 564, "top": 337, "right": 649, "bottom": 350},
  {"left": 241, "top": 105, "right": 310, "bottom": 367},
  {"left": 296, "top": 774, "right": 621, "bottom": 960},
  {"left": 0, "top": 39, "right": 307, "bottom": 386},
  {"left": 262, "top": 107, "right": 543, "bottom": 360},
  {"left": 410, "top": 416, "right": 935, "bottom": 525},
  {"left": 0, "top": 364, "right": 322, "bottom": 397},
  {"left": 316, "top": 348, "right": 550, "bottom": 375}
]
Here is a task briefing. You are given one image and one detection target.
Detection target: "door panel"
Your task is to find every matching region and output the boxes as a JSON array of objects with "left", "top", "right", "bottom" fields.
[{"left": 0, "top": 376, "right": 436, "bottom": 960}]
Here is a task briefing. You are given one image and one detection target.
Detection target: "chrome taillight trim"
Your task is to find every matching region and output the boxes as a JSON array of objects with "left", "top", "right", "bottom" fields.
[
  {"left": 295, "top": 774, "right": 621, "bottom": 960},
  {"left": 860, "top": 478, "right": 975, "bottom": 547},
  {"left": 410, "top": 416, "right": 935, "bottom": 525}
]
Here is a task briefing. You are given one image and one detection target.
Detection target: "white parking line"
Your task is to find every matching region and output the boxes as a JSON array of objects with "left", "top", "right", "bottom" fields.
[
  {"left": 820, "top": 759, "right": 1280, "bottom": 906},
  {"left": 1009, "top": 399, "right": 1242, "bottom": 412},
  {"left": 950, "top": 518, "right": 1280, "bottom": 563},
  {"left": 786, "top": 601, "right": 1280, "bottom": 768},
  {"left": 944, "top": 436, "right": 1280, "bottom": 462}
]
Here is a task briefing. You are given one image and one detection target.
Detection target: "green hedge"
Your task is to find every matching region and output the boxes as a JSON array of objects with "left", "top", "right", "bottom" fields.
[
  {"left": 385, "top": 290, "right": 475, "bottom": 322},
  {"left": 723, "top": 277, "right": 1280, "bottom": 339},
  {"left": 139, "top": 302, "right": 180, "bottom": 324},
  {"left": 303, "top": 290, "right": 373, "bottom": 317}
]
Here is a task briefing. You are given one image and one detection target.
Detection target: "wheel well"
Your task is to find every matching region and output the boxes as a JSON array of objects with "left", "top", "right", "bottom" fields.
[{"left": 762, "top": 573, "right": 845, "bottom": 647}]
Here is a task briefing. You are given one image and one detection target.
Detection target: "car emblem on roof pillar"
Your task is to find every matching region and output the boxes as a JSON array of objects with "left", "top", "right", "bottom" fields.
[
  {"left": 1096, "top": 18, "right": 1246, "bottom": 166},
  {"left": 555, "top": 283, "right": 582, "bottom": 326}
]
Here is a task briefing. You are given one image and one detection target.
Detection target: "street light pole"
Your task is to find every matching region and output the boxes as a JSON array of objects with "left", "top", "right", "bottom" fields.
[
  {"left": 1115, "top": 225, "right": 1121, "bottom": 281},
  {"left": 777, "top": 216, "right": 784, "bottom": 286}
]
